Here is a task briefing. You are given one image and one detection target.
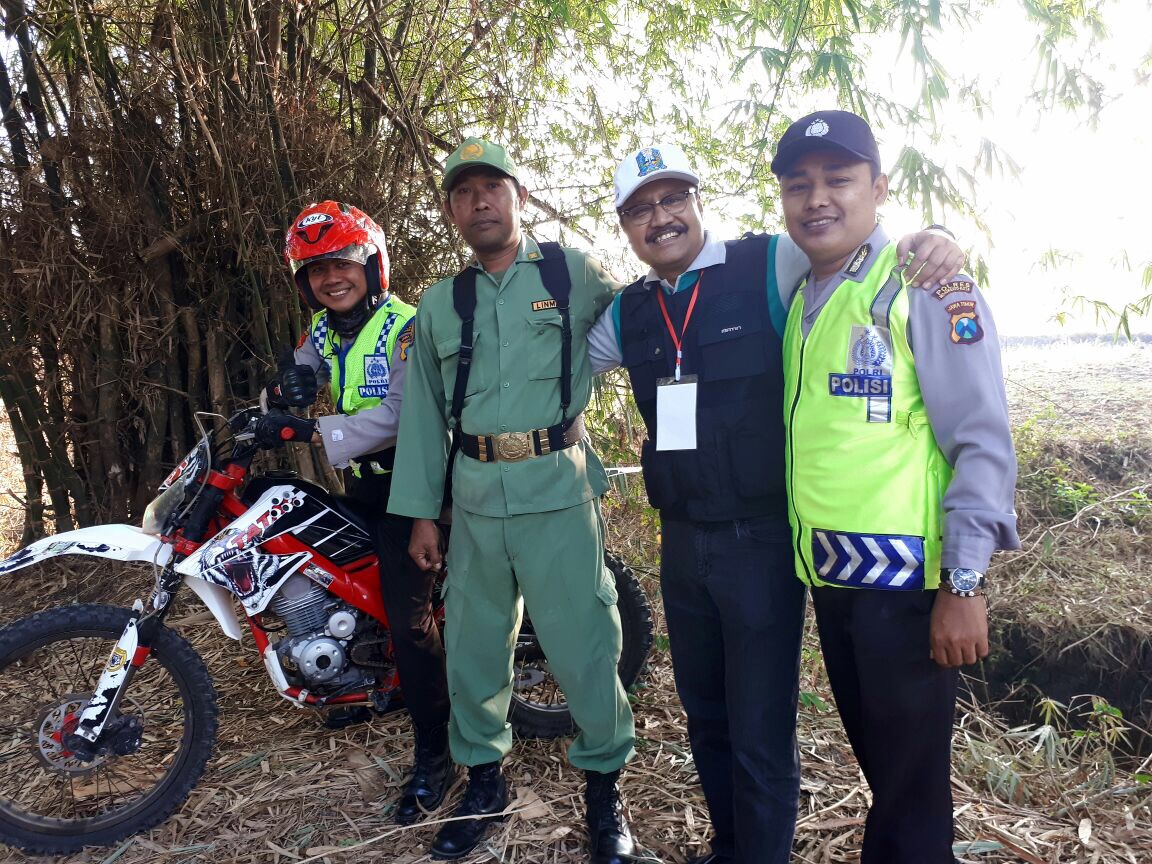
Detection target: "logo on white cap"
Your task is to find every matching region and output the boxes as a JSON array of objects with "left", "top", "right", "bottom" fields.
[
  {"left": 805, "top": 119, "right": 830, "bottom": 138},
  {"left": 635, "top": 147, "right": 667, "bottom": 177}
]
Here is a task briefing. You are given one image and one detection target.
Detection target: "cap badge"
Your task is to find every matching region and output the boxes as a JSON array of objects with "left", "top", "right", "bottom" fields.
[
  {"left": 635, "top": 147, "right": 667, "bottom": 177},
  {"left": 461, "top": 142, "right": 485, "bottom": 161},
  {"left": 805, "top": 119, "right": 830, "bottom": 138}
]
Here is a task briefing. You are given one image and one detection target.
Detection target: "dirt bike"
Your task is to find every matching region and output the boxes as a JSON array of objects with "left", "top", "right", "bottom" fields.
[{"left": 0, "top": 407, "right": 653, "bottom": 855}]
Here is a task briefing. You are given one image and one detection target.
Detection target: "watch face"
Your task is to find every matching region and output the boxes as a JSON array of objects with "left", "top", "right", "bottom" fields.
[{"left": 950, "top": 568, "right": 981, "bottom": 592}]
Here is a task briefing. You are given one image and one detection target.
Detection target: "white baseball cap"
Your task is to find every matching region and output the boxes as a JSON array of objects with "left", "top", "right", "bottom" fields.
[{"left": 613, "top": 144, "right": 701, "bottom": 209}]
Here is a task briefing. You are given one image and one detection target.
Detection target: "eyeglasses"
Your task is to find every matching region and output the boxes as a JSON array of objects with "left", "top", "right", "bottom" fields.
[{"left": 618, "top": 189, "right": 697, "bottom": 226}]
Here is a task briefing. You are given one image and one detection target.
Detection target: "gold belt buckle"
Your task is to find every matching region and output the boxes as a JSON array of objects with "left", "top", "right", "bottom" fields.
[{"left": 494, "top": 431, "right": 533, "bottom": 462}]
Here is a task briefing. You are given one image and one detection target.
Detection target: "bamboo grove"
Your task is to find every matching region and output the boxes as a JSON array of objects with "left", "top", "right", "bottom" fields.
[{"left": 0, "top": 0, "right": 1121, "bottom": 539}]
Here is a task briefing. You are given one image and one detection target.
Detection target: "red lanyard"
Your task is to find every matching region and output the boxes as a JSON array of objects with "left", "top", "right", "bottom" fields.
[{"left": 656, "top": 275, "right": 702, "bottom": 382}]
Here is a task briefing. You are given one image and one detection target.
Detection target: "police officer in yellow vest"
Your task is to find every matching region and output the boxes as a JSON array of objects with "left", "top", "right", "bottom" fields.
[
  {"left": 258, "top": 201, "right": 451, "bottom": 827},
  {"left": 772, "top": 112, "right": 1020, "bottom": 863},
  {"left": 387, "top": 141, "right": 636, "bottom": 863}
]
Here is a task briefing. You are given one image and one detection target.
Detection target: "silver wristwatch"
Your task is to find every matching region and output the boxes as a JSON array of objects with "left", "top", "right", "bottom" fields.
[{"left": 942, "top": 568, "right": 986, "bottom": 597}]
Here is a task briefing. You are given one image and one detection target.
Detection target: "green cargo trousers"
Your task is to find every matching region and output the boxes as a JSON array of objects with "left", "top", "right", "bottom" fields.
[{"left": 443, "top": 498, "right": 636, "bottom": 771}]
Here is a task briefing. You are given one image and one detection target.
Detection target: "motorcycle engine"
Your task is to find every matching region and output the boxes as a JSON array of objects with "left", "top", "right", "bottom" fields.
[{"left": 269, "top": 571, "right": 371, "bottom": 690}]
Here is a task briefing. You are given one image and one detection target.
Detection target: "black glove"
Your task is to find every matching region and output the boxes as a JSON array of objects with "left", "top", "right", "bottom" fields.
[
  {"left": 265, "top": 350, "right": 318, "bottom": 409},
  {"left": 255, "top": 412, "right": 317, "bottom": 448}
]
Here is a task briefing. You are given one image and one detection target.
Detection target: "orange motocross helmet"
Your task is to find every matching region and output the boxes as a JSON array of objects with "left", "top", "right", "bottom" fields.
[{"left": 284, "top": 201, "right": 390, "bottom": 310}]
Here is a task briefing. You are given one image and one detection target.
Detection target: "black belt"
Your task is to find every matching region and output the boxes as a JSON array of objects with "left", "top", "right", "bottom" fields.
[{"left": 458, "top": 415, "right": 586, "bottom": 463}]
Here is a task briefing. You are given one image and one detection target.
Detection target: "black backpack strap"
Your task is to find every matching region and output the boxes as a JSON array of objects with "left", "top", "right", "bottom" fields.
[
  {"left": 534, "top": 241, "right": 573, "bottom": 422},
  {"left": 450, "top": 267, "right": 479, "bottom": 425}
]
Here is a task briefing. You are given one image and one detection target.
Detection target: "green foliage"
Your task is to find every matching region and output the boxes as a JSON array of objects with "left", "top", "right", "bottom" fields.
[
  {"left": 798, "top": 690, "right": 831, "bottom": 712},
  {"left": 1014, "top": 417, "right": 1150, "bottom": 526},
  {"left": 958, "top": 694, "right": 1135, "bottom": 806}
]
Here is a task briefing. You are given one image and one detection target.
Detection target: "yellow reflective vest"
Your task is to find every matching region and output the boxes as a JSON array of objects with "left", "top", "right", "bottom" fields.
[
  {"left": 782, "top": 243, "right": 952, "bottom": 591},
  {"left": 308, "top": 294, "right": 416, "bottom": 417}
]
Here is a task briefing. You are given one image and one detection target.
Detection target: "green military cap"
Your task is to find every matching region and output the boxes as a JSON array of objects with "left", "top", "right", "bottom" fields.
[{"left": 442, "top": 137, "right": 522, "bottom": 191}]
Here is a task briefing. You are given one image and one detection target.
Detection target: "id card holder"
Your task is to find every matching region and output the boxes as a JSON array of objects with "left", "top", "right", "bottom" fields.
[{"left": 655, "top": 374, "right": 698, "bottom": 451}]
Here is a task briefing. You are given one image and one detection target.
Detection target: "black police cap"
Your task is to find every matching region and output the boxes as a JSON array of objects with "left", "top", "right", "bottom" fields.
[{"left": 770, "top": 110, "right": 881, "bottom": 176}]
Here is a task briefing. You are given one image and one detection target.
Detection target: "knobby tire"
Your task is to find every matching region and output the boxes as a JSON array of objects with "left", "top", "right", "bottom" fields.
[{"left": 0, "top": 604, "right": 219, "bottom": 855}]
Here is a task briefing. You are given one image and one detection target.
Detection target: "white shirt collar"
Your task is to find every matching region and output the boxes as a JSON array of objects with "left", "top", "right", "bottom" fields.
[{"left": 642, "top": 230, "right": 727, "bottom": 293}]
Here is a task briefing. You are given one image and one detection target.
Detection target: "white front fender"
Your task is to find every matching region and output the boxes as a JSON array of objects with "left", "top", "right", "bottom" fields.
[
  {"left": 182, "top": 575, "right": 244, "bottom": 641},
  {"left": 0, "top": 524, "right": 173, "bottom": 575}
]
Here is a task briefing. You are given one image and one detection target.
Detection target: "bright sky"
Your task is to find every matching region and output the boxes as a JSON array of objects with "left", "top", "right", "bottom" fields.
[{"left": 872, "top": 0, "right": 1152, "bottom": 336}]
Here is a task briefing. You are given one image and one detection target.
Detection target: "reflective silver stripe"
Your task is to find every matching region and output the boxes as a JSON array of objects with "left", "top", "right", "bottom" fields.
[
  {"left": 864, "top": 269, "right": 904, "bottom": 425},
  {"left": 869, "top": 268, "right": 905, "bottom": 331},
  {"left": 867, "top": 395, "right": 891, "bottom": 423}
]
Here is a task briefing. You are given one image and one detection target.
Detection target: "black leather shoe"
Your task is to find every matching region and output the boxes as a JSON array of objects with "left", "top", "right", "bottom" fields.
[
  {"left": 585, "top": 769, "right": 635, "bottom": 864},
  {"left": 430, "top": 762, "right": 507, "bottom": 859},
  {"left": 394, "top": 723, "right": 453, "bottom": 825}
]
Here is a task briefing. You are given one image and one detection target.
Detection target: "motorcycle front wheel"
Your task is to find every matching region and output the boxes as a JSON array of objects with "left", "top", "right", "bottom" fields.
[
  {"left": 509, "top": 552, "right": 654, "bottom": 739},
  {"left": 0, "top": 604, "right": 219, "bottom": 854}
]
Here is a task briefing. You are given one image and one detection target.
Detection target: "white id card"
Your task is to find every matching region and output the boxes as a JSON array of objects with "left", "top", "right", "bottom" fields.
[{"left": 656, "top": 374, "right": 698, "bottom": 451}]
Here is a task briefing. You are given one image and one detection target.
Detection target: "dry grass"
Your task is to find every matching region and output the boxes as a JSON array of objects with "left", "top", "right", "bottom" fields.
[{"left": 1, "top": 339, "right": 1150, "bottom": 863}]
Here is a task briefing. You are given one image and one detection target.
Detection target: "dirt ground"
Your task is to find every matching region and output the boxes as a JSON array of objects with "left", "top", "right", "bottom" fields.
[{"left": 0, "top": 337, "right": 1149, "bottom": 864}]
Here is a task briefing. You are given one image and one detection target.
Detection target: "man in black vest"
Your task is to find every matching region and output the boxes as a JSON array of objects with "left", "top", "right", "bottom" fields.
[{"left": 587, "top": 143, "right": 965, "bottom": 864}]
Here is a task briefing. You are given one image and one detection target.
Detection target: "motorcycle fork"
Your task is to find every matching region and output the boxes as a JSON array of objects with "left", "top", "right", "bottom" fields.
[{"left": 71, "top": 565, "right": 185, "bottom": 747}]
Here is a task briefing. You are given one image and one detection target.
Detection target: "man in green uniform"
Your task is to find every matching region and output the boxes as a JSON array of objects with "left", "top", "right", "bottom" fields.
[
  {"left": 774, "top": 111, "right": 1019, "bottom": 863},
  {"left": 387, "top": 139, "right": 635, "bottom": 863}
]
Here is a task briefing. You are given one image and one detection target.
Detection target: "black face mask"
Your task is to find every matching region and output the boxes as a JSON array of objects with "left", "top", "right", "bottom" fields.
[{"left": 329, "top": 301, "right": 371, "bottom": 338}]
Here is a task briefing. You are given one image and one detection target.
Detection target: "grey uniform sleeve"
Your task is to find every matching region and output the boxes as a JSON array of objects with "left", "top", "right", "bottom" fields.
[
  {"left": 313, "top": 321, "right": 411, "bottom": 469},
  {"left": 907, "top": 279, "right": 1021, "bottom": 571},
  {"left": 588, "top": 294, "right": 624, "bottom": 374}
]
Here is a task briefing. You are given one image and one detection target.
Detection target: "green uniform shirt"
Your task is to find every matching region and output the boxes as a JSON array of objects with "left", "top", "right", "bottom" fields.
[{"left": 388, "top": 237, "right": 619, "bottom": 519}]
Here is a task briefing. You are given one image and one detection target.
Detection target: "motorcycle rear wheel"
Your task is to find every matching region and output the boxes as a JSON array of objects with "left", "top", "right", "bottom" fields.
[
  {"left": 509, "top": 552, "right": 653, "bottom": 739},
  {"left": 0, "top": 604, "right": 218, "bottom": 855}
]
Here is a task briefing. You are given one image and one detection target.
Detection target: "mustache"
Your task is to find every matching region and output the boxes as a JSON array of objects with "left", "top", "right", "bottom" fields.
[{"left": 645, "top": 224, "right": 686, "bottom": 243}]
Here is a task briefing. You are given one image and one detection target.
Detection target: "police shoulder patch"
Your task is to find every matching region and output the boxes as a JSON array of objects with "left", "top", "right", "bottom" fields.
[
  {"left": 945, "top": 299, "right": 983, "bottom": 344},
  {"left": 934, "top": 277, "right": 975, "bottom": 301},
  {"left": 397, "top": 322, "right": 414, "bottom": 361},
  {"left": 846, "top": 244, "right": 872, "bottom": 275}
]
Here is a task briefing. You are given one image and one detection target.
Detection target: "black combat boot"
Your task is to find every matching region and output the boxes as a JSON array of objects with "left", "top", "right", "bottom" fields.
[
  {"left": 429, "top": 761, "right": 508, "bottom": 860},
  {"left": 394, "top": 723, "right": 453, "bottom": 825},
  {"left": 585, "top": 769, "right": 635, "bottom": 864}
]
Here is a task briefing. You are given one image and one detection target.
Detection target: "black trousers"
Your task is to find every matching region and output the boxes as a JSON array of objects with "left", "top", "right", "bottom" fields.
[
  {"left": 661, "top": 516, "right": 806, "bottom": 864},
  {"left": 810, "top": 586, "right": 959, "bottom": 864},
  {"left": 348, "top": 470, "right": 449, "bottom": 731}
]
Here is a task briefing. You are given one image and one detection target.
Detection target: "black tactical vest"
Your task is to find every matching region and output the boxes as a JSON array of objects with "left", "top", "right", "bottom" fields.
[{"left": 619, "top": 234, "right": 788, "bottom": 522}]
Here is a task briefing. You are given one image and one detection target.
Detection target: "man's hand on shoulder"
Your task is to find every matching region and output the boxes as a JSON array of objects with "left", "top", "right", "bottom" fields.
[
  {"left": 897, "top": 228, "right": 966, "bottom": 289},
  {"left": 929, "top": 591, "right": 989, "bottom": 667}
]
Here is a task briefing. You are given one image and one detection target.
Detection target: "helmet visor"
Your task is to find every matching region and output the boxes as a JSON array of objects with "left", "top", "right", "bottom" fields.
[{"left": 288, "top": 242, "right": 375, "bottom": 275}]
